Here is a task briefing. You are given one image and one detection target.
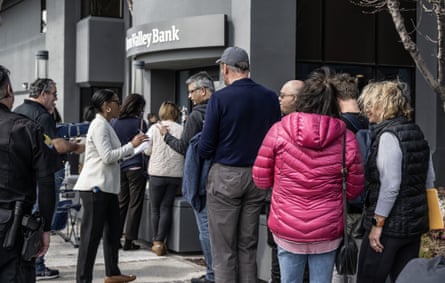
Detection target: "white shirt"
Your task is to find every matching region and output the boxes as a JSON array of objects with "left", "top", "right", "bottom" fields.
[{"left": 74, "top": 114, "right": 134, "bottom": 194}]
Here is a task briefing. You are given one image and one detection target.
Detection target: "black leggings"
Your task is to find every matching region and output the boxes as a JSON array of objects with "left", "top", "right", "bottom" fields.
[
  {"left": 357, "top": 230, "right": 421, "bottom": 283},
  {"left": 149, "top": 176, "right": 181, "bottom": 242}
]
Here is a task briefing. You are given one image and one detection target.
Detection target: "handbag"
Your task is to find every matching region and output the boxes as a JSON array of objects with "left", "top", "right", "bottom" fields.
[
  {"left": 140, "top": 118, "right": 149, "bottom": 179},
  {"left": 426, "top": 188, "right": 444, "bottom": 230},
  {"left": 335, "top": 133, "right": 359, "bottom": 279}
]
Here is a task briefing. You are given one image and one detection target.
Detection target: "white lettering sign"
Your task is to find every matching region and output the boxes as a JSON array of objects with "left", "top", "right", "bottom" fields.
[{"left": 126, "top": 25, "right": 180, "bottom": 51}]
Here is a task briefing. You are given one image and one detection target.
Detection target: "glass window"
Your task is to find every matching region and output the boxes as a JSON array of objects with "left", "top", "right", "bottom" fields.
[
  {"left": 296, "top": 0, "right": 415, "bottom": 67},
  {"left": 81, "top": 0, "right": 122, "bottom": 19}
]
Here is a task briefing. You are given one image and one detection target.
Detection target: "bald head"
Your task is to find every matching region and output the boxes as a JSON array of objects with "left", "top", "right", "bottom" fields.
[{"left": 279, "top": 80, "right": 304, "bottom": 115}]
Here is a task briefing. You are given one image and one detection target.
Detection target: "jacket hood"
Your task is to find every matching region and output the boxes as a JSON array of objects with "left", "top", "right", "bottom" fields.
[{"left": 281, "top": 112, "right": 346, "bottom": 150}]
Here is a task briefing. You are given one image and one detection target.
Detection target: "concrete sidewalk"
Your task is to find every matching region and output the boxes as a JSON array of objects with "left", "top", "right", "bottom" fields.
[{"left": 43, "top": 234, "right": 206, "bottom": 283}]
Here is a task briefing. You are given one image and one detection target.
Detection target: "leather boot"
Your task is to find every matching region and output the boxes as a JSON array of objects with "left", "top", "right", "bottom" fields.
[
  {"left": 104, "top": 274, "right": 136, "bottom": 283},
  {"left": 151, "top": 241, "right": 166, "bottom": 256}
]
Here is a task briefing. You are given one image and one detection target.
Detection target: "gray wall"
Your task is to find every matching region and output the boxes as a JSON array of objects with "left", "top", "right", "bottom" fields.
[
  {"left": 47, "top": 0, "right": 80, "bottom": 122},
  {"left": 76, "top": 17, "right": 125, "bottom": 86},
  {"left": 132, "top": 0, "right": 296, "bottom": 112},
  {"left": 251, "top": 0, "right": 296, "bottom": 93},
  {"left": 416, "top": 7, "right": 445, "bottom": 186},
  {"left": 0, "top": 0, "right": 44, "bottom": 105},
  {"left": 133, "top": 0, "right": 229, "bottom": 26}
]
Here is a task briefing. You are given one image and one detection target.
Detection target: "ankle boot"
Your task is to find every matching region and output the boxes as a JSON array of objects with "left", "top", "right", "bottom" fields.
[
  {"left": 151, "top": 241, "right": 166, "bottom": 256},
  {"left": 104, "top": 274, "right": 136, "bottom": 283}
]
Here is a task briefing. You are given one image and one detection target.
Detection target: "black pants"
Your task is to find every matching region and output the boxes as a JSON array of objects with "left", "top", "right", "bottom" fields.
[
  {"left": 149, "top": 176, "right": 181, "bottom": 242},
  {"left": 119, "top": 169, "right": 146, "bottom": 240},
  {"left": 77, "top": 191, "right": 121, "bottom": 283},
  {"left": 357, "top": 230, "right": 421, "bottom": 283},
  {"left": 0, "top": 233, "right": 35, "bottom": 283}
]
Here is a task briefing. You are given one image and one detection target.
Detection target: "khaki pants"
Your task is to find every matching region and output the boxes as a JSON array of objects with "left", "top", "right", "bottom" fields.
[{"left": 206, "top": 163, "right": 266, "bottom": 283}]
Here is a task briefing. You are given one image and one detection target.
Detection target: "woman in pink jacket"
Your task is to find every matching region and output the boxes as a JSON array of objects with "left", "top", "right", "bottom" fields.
[{"left": 253, "top": 67, "right": 364, "bottom": 283}]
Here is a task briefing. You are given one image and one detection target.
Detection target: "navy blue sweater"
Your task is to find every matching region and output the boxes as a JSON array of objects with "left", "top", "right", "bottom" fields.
[
  {"left": 111, "top": 117, "right": 147, "bottom": 171},
  {"left": 198, "top": 78, "right": 281, "bottom": 166}
]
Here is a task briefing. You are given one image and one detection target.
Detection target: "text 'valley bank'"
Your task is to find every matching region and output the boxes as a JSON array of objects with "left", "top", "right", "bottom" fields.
[{"left": 126, "top": 25, "right": 180, "bottom": 51}]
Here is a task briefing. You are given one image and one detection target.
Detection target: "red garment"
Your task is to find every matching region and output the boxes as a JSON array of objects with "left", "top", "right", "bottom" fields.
[{"left": 253, "top": 112, "right": 364, "bottom": 243}]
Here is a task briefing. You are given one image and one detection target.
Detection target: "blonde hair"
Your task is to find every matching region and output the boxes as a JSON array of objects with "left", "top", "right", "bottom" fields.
[
  {"left": 158, "top": 101, "right": 180, "bottom": 121},
  {"left": 358, "top": 80, "right": 412, "bottom": 122}
]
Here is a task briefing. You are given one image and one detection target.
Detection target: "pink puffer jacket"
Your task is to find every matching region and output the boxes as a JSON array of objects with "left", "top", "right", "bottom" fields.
[{"left": 253, "top": 112, "right": 364, "bottom": 243}]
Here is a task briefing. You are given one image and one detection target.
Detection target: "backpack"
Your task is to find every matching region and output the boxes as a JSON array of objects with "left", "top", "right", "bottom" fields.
[{"left": 342, "top": 113, "right": 371, "bottom": 208}]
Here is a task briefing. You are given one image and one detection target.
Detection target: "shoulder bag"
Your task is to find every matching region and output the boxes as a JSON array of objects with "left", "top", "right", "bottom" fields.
[{"left": 335, "top": 133, "right": 359, "bottom": 280}]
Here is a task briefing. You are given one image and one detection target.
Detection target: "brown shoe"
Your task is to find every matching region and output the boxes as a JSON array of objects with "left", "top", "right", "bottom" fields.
[
  {"left": 151, "top": 241, "right": 167, "bottom": 256},
  {"left": 104, "top": 274, "right": 136, "bottom": 283}
]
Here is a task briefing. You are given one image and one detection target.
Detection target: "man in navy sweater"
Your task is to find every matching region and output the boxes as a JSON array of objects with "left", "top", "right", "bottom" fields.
[{"left": 198, "top": 46, "right": 281, "bottom": 282}]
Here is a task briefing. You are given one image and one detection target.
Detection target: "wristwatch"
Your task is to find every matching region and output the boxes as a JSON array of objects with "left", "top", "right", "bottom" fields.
[{"left": 372, "top": 216, "right": 385, "bottom": 227}]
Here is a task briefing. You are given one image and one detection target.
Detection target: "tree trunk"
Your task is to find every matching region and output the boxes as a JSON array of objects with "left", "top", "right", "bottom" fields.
[{"left": 387, "top": 0, "right": 445, "bottom": 110}]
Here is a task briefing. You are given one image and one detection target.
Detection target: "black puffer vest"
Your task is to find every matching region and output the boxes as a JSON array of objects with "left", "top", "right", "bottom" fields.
[{"left": 363, "top": 117, "right": 430, "bottom": 237}]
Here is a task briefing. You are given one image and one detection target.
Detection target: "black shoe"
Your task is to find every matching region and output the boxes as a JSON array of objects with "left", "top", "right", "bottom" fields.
[
  {"left": 123, "top": 240, "right": 140, "bottom": 251},
  {"left": 36, "top": 267, "right": 59, "bottom": 281},
  {"left": 191, "top": 275, "right": 214, "bottom": 283}
]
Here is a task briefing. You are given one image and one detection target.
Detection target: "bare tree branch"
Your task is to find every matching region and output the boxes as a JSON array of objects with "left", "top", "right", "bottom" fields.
[{"left": 352, "top": 0, "right": 445, "bottom": 110}]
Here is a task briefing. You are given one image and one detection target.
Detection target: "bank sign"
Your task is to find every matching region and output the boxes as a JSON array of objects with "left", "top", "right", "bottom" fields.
[{"left": 126, "top": 14, "right": 226, "bottom": 57}]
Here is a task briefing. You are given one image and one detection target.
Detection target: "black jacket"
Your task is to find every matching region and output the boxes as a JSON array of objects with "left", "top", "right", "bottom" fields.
[
  {"left": 363, "top": 117, "right": 430, "bottom": 237},
  {"left": 0, "top": 103, "right": 60, "bottom": 231},
  {"left": 164, "top": 101, "right": 208, "bottom": 155}
]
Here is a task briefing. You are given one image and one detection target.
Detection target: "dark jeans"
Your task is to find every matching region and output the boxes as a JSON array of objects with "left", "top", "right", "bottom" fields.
[
  {"left": 119, "top": 169, "right": 146, "bottom": 240},
  {"left": 77, "top": 190, "right": 121, "bottom": 283},
  {"left": 357, "top": 230, "right": 421, "bottom": 283},
  {"left": 149, "top": 176, "right": 181, "bottom": 242}
]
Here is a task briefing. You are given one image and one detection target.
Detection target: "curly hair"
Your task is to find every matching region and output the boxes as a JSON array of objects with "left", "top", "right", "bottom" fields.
[{"left": 358, "top": 80, "right": 412, "bottom": 122}]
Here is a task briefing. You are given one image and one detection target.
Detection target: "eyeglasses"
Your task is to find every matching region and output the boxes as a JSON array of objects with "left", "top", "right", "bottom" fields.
[
  {"left": 188, "top": 87, "right": 202, "bottom": 94},
  {"left": 279, "top": 93, "right": 295, "bottom": 99},
  {"left": 110, "top": 99, "right": 121, "bottom": 105}
]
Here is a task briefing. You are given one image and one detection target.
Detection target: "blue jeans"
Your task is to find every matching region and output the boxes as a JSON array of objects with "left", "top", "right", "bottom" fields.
[
  {"left": 193, "top": 205, "right": 214, "bottom": 282},
  {"left": 35, "top": 256, "right": 46, "bottom": 273},
  {"left": 277, "top": 245, "right": 336, "bottom": 283}
]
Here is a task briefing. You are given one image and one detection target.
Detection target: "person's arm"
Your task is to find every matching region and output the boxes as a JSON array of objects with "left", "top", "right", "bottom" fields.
[
  {"left": 51, "top": 137, "right": 84, "bottom": 154},
  {"left": 345, "top": 131, "right": 365, "bottom": 200},
  {"left": 198, "top": 97, "right": 219, "bottom": 159},
  {"left": 370, "top": 132, "right": 401, "bottom": 253},
  {"left": 253, "top": 124, "right": 278, "bottom": 189},
  {"left": 374, "top": 132, "right": 402, "bottom": 217},
  {"left": 426, "top": 153, "right": 435, "bottom": 188},
  {"left": 92, "top": 120, "right": 134, "bottom": 164},
  {"left": 163, "top": 110, "right": 202, "bottom": 155}
]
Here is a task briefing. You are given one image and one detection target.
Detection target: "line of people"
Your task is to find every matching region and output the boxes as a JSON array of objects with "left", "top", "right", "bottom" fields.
[{"left": 0, "top": 43, "right": 437, "bottom": 283}]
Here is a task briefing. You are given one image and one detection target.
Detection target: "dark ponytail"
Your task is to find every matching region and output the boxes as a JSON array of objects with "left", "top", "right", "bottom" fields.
[
  {"left": 295, "top": 66, "right": 340, "bottom": 118},
  {"left": 90, "top": 89, "right": 116, "bottom": 114}
]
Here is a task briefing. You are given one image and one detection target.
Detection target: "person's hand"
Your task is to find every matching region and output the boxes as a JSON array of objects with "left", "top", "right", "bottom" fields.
[
  {"left": 131, "top": 133, "right": 148, "bottom": 147},
  {"left": 156, "top": 123, "right": 169, "bottom": 136},
  {"left": 73, "top": 142, "right": 85, "bottom": 154},
  {"left": 37, "top": 231, "right": 51, "bottom": 257},
  {"left": 369, "top": 226, "right": 384, "bottom": 253}
]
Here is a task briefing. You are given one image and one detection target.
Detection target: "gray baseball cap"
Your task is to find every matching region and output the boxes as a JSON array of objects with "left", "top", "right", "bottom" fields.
[{"left": 216, "top": 46, "right": 249, "bottom": 69}]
